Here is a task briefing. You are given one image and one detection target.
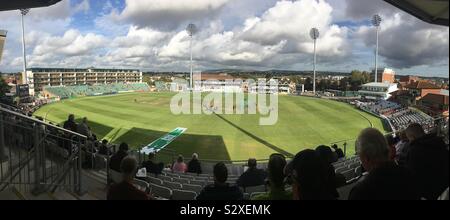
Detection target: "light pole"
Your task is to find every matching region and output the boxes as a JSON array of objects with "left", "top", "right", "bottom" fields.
[
  {"left": 310, "top": 28, "right": 320, "bottom": 94},
  {"left": 186, "top": 23, "right": 197, "bottom": 90},
  {"left": 20, "top": 9, "right": 30, "bottom": 84},
  {"left": 372, "top": 14, "right": 382, "bottom": 83}
]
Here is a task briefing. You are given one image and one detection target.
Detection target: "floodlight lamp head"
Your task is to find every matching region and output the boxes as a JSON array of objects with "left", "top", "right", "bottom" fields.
[
  {"left": 310, "top": 28, "right": 320, "bottom": 40},
  {"left": 186, "top": 23, "right": 198, "bottom": 37},
  {"left": 372, "top": 14, "right": 382, "bottom": 27},
  {"left": 20, "top": 9, "right": 30, "bottom": 16}
]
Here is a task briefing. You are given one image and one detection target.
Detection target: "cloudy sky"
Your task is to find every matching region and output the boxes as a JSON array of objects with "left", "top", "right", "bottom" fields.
[{"left": 0, "top": 0, "right": 448, "bottom": 77}]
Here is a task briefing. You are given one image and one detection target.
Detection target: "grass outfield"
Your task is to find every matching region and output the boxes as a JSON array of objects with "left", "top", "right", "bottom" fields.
[{"left": 34, "top": 92, "right": 387, "bottom": 161}]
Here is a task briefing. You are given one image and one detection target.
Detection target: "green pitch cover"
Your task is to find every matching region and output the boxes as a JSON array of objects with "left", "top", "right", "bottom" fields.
[{"left": 140, "top": 127, "right": 187, "bottom": 154}]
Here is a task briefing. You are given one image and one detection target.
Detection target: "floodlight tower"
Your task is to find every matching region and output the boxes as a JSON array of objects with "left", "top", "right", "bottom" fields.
[
  {"left": 310, "top": 28, "right": 320, "bottom": 94},
  {"left": 372, "top": 14, "right": 382, "bottom": 83},
  {"left": 20, "top": 8, "right": 30, "bottom": 84},
  {"left": 186, "top": 23, "right": 197, "bottom": 90}
]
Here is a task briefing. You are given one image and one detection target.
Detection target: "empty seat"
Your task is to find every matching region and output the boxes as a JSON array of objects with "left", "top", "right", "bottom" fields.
[
  {"left": 335, "top": 167, "right": 348, "bottom": 174},
  {"left": 150, "top": 183, "right": 172, "bottom": 199},
  {"left": 178, "top": 175, "right": 195, "bottom": 180},
  {"left": 146, "top": 176, "right": 163, "bottom": 186},
  {"left": 190, "top": 180, "right": 206, "bottom": 186},
  {"left": 250, "top": 192, "right": 266, "bottom": 199},
  {"left": 243, "top": 193, "right": 250, "bottom": 200},
  {"left": 355, "top": 166, "right": 363, "bottom": 177},
  {"left": 159, "top": 176, "right": 173, "bottom": 182},
  {"left": 165, "top": 173, "right": 180, "bottom": 178},
  {"left": 195, "top": 177, "right": 209, "bottom": 181},
  {"left": 439, "top": 188, "right": 449, "bottom": 200},
  {"left": 174, "top": 178, "right": 190, "bottom": 184},
  {"left": 243, "top": 185, "right": 266, "bottom": 194},
  {"left": 342, "top": 169, "right": 356, "bottom": 181},
  {"left": 132, "top": 179, "right": 150, "bottom": 193},
  {"left": 172, "top": 189, "right": 197, "bottom": 200},
  {"left": 348, "top": 163, "right": 360, "bottom": 169},
  {"left": 164, "top": 181, "right": 183, "bottom": 190},
  {"left": 182, "top": 184, "right": 203, "bottom": 193}
]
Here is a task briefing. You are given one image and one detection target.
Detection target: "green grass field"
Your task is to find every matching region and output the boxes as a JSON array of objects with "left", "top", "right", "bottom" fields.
[{"left": 34, "top": 92, "right": 386, "bottom": 161}]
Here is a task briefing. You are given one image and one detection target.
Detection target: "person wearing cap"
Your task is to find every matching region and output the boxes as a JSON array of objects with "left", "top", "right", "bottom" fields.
[
  {"left": 187, "top": 153, "right": 202, "bottom": 174},
  {"left": 236, "top": 158, "right": 267, "bottom": 188}
]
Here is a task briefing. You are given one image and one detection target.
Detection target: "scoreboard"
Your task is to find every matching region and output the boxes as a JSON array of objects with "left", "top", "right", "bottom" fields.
[{"left": 16, "top": 84, "right": 30, "bottom": 98}]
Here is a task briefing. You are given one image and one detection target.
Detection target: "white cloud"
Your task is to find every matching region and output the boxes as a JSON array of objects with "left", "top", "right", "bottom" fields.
[
  {"left": 241, "top": 0, "right": 350, "bottom": 57},
  {"left": 22, "top": 29, "right": 107, "bottom": 68},
  {"left": 74, "top": 0, "right": 91, "bottom": 14},
  {"left": 114, "top": 0, "right": 230, "bottom": 30},
  {"left": 355, "top": 8, "right": 449, "bottom": 69}
]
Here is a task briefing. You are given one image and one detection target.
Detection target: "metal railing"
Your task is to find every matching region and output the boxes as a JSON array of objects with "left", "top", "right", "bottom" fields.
[{"left": 0, "top": 107, "right": 87, "bottom": 195}]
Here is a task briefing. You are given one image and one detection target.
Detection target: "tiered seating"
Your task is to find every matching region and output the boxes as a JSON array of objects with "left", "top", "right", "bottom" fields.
[
  {"left": 139, "top": 171, "right": 266, "bottom": 200},
  {"left": 359, "top": 100, "right": 402, "bottom": 116},
  {"left": 332, "top": 156, "right": 362, "bottom": 183},
  {"left": 44, "top": 83, "right": 150, "bottom": 98},
  {"left": 387, "top": 109, "right": 434, "bottom": 132}
]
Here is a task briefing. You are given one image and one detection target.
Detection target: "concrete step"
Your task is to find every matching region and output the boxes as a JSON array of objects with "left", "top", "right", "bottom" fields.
[
  {"left": 50, "top": 191, "right": 79, "bottom": 200},
  {"left": 81, "top": 174, "right": 107, "bottom": 200},
  {"left": 0, "top": 189, "right": 23, "bottom": 200},
  {"left": 19, "top": 190, "right": 55, "bottom": 200},
  {"left": 83, "top": 170, "right": 107, "bottom": 185},
  {"left": 69, "top": 191, "right": 99, "bottom": 200}
]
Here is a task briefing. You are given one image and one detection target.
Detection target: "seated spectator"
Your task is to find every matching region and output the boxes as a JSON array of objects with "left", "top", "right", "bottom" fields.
[
  {"left": 385, "top": 134, "right": 397, "bottom": 161},
  {"left": 252, "top": 154, "right": 291, "bottom": 200},
  {"left": 77, "top": 117, "right": 92, "bottom": 139},
  {"left": 316, "top": 145, "right": 345, "bottom": 193},
  {"left": 107, "top": 157, "right": 151, "bottom": 200},
  {"left": 236, "top": 158, "right": 267, "bottom": 188},
  {"left": 405, "top": 123, "right": 449, "bottom": 200},
  {"left": 349, "top": 128, "right": 420, "bottom": 200},
  {"left": 332, "top": 144, "right": 345, "bottom": 161},
  {"left": 63, "top": 114, "right": 78, "bottom": 132},
  {"left": 98, "top": 140, "right": 111, "bottom": 155},
  {"left": 109, "top": 143, "right": 129, "bottom": 172},
  {"left": 142, "top": 152, "right": 164, "bottom": 175},
  {"left": 187, "top": 153, "right": 202, "bottom": 174},
  {"left": 289, "top": 149, "right": 336, "bottom": 200},
  {"left": 172, "top": 155, "right": 187, "bottom": 173},
  {"left": 395, "top": 131, "right": 409, "bottom": 164},
  {"left": 197, "top": 162, "right": 243, "bottom": 200}
]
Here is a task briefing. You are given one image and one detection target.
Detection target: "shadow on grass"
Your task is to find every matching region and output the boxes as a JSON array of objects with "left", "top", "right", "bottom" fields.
[
  {"left": 112, "top": 127, "right": 231, "bottom": 163},
  {"left": 214, "top": 114, "right": 294, "bottom": 158}
]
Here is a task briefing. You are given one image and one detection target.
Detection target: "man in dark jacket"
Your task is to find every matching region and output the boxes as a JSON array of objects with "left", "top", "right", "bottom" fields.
[
  {"left": 405, "top": 123, "right": 449, "bottom": 200},
  {"left": 187, "top": 153, "right": 202, "bottom": 174},
  {"left": 236, "top": 158, "right": 267, "bottom": 188},
  {"left": 141, "top": 152, "right": 164, "bottom": 175},
  {"left": 332, "top": 144, "right": 345, "bottom": 160},
  {"left": 109, "top": 143, "right": 129, "bottom": 172},
  {"left": 107, "top": 157, "right": 151, "bottom": 200},
  {"left": 197, "top": 162, "right": 243, "bottom": 200},
  {"left": 349, "top": 128, "right": 420, "bottom": 200},
  {"left": 63, "top": 114, "right": 78, "bottom": 132}
]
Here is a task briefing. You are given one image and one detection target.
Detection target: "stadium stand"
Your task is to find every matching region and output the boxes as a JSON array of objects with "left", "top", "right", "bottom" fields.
[
  {"left": 0, "top": 103, "right": 448, "bottom": 200},
  {"left": 44, "top": 83, "right": 150, "bottom": 99},
  {"left": 357, "top": 100, "right": 435, "bottom": 133}
]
